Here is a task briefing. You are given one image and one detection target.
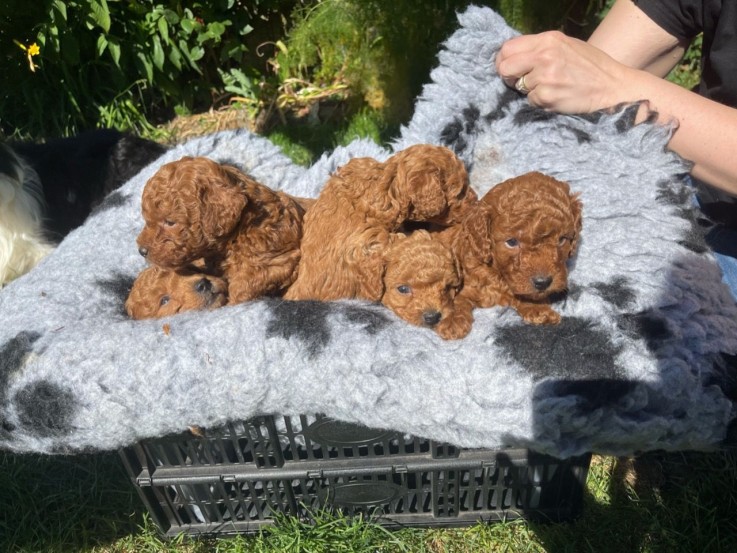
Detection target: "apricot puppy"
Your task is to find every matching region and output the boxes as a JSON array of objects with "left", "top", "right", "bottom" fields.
[
  {"left": 126, "top": 265, "right": 227, "bottom": 320},
  {"left": 381, "top": 230, "right": 468, "bottom": 339},
  {"left": 285, "top": 144, "right": 476, "bottom": 302},
  {"left": 440, "top": 171, "right": 582, "bottom": 325},
  {"left": 136, "top": 156, "right": 308, "bottom": 304}
]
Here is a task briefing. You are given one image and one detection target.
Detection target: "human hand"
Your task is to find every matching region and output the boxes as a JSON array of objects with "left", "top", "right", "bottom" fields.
[{"left": 495, "top": 31, "right": 638, "bottom": 114}]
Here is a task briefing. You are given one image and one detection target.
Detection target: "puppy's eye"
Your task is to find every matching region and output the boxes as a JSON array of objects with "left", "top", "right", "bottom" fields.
[
  {"left": 505, "top": 238, "right": 519, "bottom": 248},
  {"left": 163, "top": 220, "right": 176, "bottom": 227},
  {"left": 159, "top": 295, "right": 170, "bottom": 306},
  {"left": 397, "top": 285, "right": 411, "bottom": 295},
  {"left": 559, "top": 235, "right": 572, "bottom": 246}
]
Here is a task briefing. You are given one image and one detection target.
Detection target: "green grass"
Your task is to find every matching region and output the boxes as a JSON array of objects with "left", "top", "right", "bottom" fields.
[
  {"left": 2, "top": 450, "right": 736, "bottom": 552},
  {"left": 266, "top": 107, "right": 397, "bottom": 166}
]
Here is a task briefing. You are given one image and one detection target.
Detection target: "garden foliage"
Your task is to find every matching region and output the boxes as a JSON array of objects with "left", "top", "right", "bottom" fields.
[
  {"left": 0, "top": 0, "right": 697, "bottom": 140},
  {"left": 0, "top": 0, "right": 296, "bottom": 138}
]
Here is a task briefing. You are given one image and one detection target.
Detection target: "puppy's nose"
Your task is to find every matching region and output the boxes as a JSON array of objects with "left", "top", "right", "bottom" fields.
[
  {"left": 138, "top": 247, "right": 148, "bottom": 258},
  {"left": 195, "top": 278, "right": 213, "bottom": 294},
  {"left": 532, "top": 275, "right": 553, "bottom": 291},
  {"left": 422, "top": 310, "right": 442, "bottom": 327}
]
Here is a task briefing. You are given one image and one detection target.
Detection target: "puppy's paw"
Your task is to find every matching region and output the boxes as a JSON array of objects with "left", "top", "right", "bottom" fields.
[
  {"left": 435, "top": 315, "right": 472, "bottom": 340},
  {"left": 518, "top": 304, "right": 561, "bottom": 325}
]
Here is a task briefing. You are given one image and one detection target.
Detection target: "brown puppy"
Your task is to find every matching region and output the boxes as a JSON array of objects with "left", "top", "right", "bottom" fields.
[
  {"left": 439, "top": 171, "right": 582, "bottom": 326},
  {"left": 126, "top": 266, "right": 227, "bottom": 320},
  {"left": 136, "top": 156, "right": 309, "bottom": 304},
  {"left": 381, "top": 230, "right": 467, "bottom": 339},
  {"left": 285, "top": 144, "right": 477, "bottom": 302}
]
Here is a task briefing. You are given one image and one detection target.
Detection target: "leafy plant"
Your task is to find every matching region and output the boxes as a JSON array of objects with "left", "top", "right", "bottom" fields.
[{"left": 0, "top": 0, "right": 297, "bottom": 139}]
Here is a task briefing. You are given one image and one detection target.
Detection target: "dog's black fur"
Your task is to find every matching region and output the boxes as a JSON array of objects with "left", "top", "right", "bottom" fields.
[{"left": 8, "top": 129, "right": 168, "bottom": 240}]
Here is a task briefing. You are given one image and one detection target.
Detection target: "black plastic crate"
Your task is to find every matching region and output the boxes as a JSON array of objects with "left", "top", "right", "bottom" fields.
[{"left": 120, "top": 414, "right": 591, "bottom": 536}]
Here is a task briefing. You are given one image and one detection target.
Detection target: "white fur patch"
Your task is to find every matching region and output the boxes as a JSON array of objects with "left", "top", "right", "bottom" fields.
[{"left": 0, "top": 147, "right": 54, "bottom": 287}]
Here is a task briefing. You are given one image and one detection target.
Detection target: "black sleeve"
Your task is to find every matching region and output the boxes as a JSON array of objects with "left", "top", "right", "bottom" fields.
[{"left": 633, "top": 0, "right": 703, "bottom": 41}]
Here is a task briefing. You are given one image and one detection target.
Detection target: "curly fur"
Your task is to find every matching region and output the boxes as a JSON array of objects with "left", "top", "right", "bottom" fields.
[
  {"left": 381, "top": 230, "right": 467, "bottom": 339},
  {"left": 126, "top": 265, "right": 227, "bottom": 319},
  {"left": 285, "top": 144, "right": 477, "bottom": 301},
  {"left": 440, "top": 171, "right": 582, "bottom": 326},
  {"left": 137, "top": 156, "right": 310, "bottom": 304}
]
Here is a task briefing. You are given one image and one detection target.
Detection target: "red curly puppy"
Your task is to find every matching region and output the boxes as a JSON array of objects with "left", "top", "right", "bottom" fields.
[
  {"left": 137, "top": 156, "right": 310, "bottom": 304},
  {"left": 381, "top": 230, "right": 467, "bottom": 339},
  {"left": 285, "top": 144, "right": 477, "bottom": 302},
  {"left": 439, "top": 171, "right": 582, "bottom": 327},
  {"left": 126, "top": 265, "right": 227, "bottom": 320}
]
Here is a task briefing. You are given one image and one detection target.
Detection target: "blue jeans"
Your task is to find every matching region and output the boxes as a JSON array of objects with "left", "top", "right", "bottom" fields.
[
  {"left": 691, "top": 178, "right": 737, "bottom": 302},
  {"left": 705, "top": 224, "right": 737, "bottom": 302}
]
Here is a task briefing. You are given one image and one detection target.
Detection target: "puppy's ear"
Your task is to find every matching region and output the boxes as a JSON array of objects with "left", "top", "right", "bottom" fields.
[
  {"left": 462, "top": 206, "right": 494, "bottom": 264},
  {"left": 451, "top": 250, "right": 464, "bottom": 289},
  {"left": 568, "top": 192, "right": 583, "bottom": 255},
  {"left": 403, "top": 165, "right": 448, "bottom": 220},
  {"left": 200, "top": 165, "right": 247, "bottom": 240},
  {"left": 379, "top": 233, "right": 407, "bottom": 299}
]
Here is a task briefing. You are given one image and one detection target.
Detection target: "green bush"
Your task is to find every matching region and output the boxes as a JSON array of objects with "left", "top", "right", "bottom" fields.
[
  {"left": 0, "top": 0, "right": 296, "bottom": 139},
  {"left": 0, "top": 0, "right": 700, "bottom": 141},
  {"left": 271, "top": 0, "right": 608, "bottom": 130}
]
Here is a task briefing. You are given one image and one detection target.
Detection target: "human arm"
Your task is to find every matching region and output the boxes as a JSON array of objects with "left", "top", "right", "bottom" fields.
[{"left": 494, "top": 0, "right": 737, "bottom": 195}]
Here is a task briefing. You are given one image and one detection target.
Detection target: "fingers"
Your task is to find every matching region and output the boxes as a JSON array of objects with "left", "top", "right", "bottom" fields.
[
  {"left": 495, "top": 31, "right": 567, "bottom": 94},
  {"left": 495, "top": 35, "right": 537, "bottom": 89}
]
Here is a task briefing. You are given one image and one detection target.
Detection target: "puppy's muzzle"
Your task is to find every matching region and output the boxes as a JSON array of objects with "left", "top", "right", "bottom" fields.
[
  {"left": 422, "top": 310, "right": 442, "bottom": 327},
  {"left": 531, "top": 275, "right": 553, "bottom": 292},
  {"left": 195, "top": 278, "right": 213, "bottom": 294}
]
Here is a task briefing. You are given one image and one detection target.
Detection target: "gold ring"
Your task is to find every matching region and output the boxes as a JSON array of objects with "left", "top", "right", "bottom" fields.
[{"left": 514, "top": 74, "right": 530, "bottom": 94}]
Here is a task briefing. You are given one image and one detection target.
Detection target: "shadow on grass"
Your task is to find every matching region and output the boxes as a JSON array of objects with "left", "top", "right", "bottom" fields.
[
  {"left": 528, "top": 449, "right": 737, "bottom": 553},
  {"left": 0, "top": 451, "right": 143, "bottom": 552},
  {"left": 265, "top": 106, "right": 400, "bottom": 166},
  {"left": 2, "top": 447, "right": 737, "bottom": 552}
]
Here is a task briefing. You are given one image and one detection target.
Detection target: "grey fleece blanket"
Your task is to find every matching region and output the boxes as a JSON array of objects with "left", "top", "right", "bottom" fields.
[{"left": 1, "top": 6, "right": 735, "bottom": 458}]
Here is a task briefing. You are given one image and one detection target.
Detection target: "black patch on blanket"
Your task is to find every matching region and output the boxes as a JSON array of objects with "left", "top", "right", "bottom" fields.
[
  {"left": 265, "top": 300, "right": 333, "bottom": 357},
  {"left": 462, "top": 105, "right": 480, "bottom": 128},
  {"left": 563, "top": 125, "right": 592, "bottom": 144},
  {"left": 656, "top": 179, "right": 693, "bottom": 207},
  {"left": 496, "top": 317, "right": 624, "bottom": 381},
  {"left": 512, "top": 107, "right": 592, "bottom": 142},
  {"left": 0, "top": 331, "right": 41, "bottom": 403},
  {"left": 440, "top": 119, "right": 466, "bottom": 153},
  {"left": 660, "top": 178, "right": 737, "bottom": 257},
  {"left": 440, "top": 104, "right": 481, "bottom": 155},
  {"left": 513, "top": 105, "right": 558, "bottom": 126},
  {"left": 0, "top": 331, "right": 42, "bottom": 435},
  {"left": 96, "top": 273, "right": 136, "bottom": 314},
  {"left": 576, "top": 110, "right": 607, "bottom": 125},
  {"left": 614, "top": 103, "right": 641, "bottom": 133},
  {"left": 15, "top": 381, "right": 77, "bottom": 437},
  {"left": 591, "top": 277, "right": 636, "bottom": 309},
  {"left": 341, "top": 305, "right": 392, "bottom": 335},
  {"left": 91, "top": 190, "right": 130, "bottom": 215},
  {"left": 485, "top": 88, "right": 520, "bottom": 122},
  {"left": 654, "top": 180, "right": 715, "bottom": 253},
  {"left": 617, "top": 311, "right": 672, "bottom": 352},
  {"left": 677, "top": 207, "right": 714, "bottom": 254}
]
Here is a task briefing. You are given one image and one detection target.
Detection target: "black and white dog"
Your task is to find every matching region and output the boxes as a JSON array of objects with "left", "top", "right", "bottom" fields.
[{"left": 0, "top": 129, "right": 167, "bottom": 287}]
